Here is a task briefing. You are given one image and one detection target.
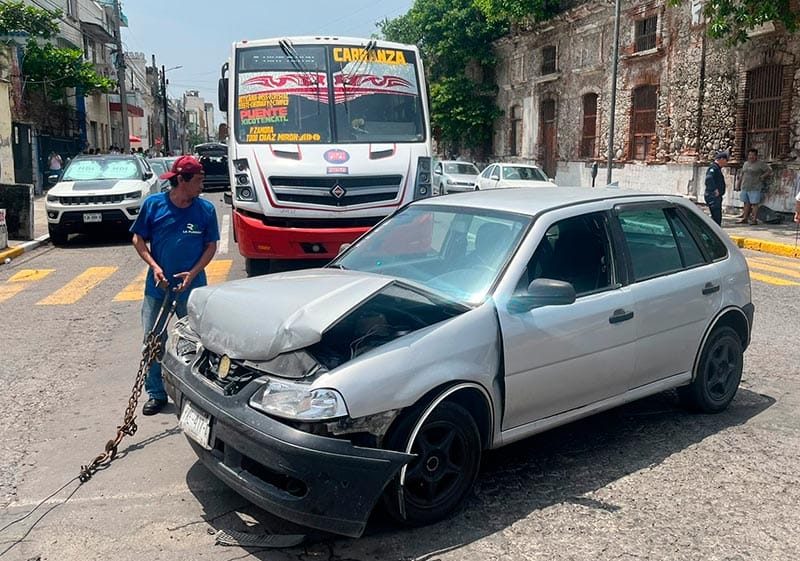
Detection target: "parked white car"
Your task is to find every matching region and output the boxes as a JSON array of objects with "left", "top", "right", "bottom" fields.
[
  {"left": 163, "top": 187, "right": 753, "bottom": 538},
  {"left": 45, "top": 155, "right": 159, "bottom": 245},
  {"left": 475, "top": 163, "right": 555, "bottom": 190},
  {"left": 433, "top": 160, "right": 480, "bottom": 194}
]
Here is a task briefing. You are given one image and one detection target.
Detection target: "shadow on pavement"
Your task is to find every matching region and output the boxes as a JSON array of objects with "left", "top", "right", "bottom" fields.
[{"left": 181, "top": 388, "right": 774, "bottom": 559}]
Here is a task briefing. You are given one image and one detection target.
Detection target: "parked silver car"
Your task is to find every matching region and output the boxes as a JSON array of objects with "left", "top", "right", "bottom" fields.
[
  {"left": 475, "top": 162, "right": 555, "bottom": 190},
  {"left": 162, "top": 187, "right": 753, "bottom": 538},
  {"left": 433, "top": 160, "right": 480, "bottom": 194}
]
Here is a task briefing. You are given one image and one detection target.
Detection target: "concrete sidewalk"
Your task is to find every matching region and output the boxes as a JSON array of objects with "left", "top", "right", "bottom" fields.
[{"left": 1, "top": 195, "right": 799, "bottom": 264}]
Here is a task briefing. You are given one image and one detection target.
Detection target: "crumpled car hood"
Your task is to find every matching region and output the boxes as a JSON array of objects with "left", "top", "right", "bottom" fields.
[{"left": 186, "top": 269, "right": 394, "bottom": 361}]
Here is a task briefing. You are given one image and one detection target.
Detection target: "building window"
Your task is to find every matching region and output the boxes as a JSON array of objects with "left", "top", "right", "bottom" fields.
[
  {"left": 510, "top": 105, "right": 522, "bottom": 156},
  {"left": 745, "top": 65, "right": 783, "bottom": 160},
  {"left": 541, "top": 46, "right": 557, "bottom": 75},
  {"left": 581, "top": 93, "right": 598, "bottom": 158},
  {"left": 512, "top": 55, "right": 524, "bottom": 83},
  {"left": 635, "top": 16, "right": 658, "bottom": 52},
  {"left": 631, "top": 85, "right": 657, "bottom": 160},
  {"left": 66, "top": 0, "right": 76, "bottom": 17}
]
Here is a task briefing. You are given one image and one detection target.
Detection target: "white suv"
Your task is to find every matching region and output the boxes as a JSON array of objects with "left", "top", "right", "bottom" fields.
[{"left": 46, "top": 155, "right": 159, "bottom": 245}]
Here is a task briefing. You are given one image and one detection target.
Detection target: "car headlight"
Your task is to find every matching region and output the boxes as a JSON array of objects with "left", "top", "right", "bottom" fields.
[
  {"left": 166, "top": 318, "right": 201, "bottom": 363},
  {"left": 446, "top": 177, "right": 453, "bottom": 185},
  {"left": 125, "top": 191, "right": 142, "bottom": 200},
  {"left": 249, "top": 380, "right": 348, "bottom": 421},
  {"left": 46, "top": 194, "right": 58, "bottom": 203}
]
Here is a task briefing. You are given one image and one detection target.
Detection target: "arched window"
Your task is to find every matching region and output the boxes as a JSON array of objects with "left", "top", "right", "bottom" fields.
[{"left": 580, "top": 93, "right": 598, "bottom": 159}]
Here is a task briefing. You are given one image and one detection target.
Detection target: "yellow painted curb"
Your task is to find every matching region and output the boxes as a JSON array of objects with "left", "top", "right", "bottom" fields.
[
  {"left": 0, "top": 246, "right": 24, "bottom": 262},
  {"left": 728, "top": 236, "right": 800, "bottom": 259}
]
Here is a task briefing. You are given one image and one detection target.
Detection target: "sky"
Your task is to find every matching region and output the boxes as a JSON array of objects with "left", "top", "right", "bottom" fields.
[{"left": 120, "top": 0, "right": 415, "bottom": 126}]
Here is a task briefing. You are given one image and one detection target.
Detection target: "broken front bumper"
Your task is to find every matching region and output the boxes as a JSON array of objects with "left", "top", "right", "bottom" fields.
[{"left": 162, "top": 353, "right": 412, "bottom": 538}]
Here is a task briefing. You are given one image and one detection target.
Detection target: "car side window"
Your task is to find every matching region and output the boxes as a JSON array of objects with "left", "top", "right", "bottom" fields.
[
  {"left": 481, "top": 165, "right": 494, "bottom": 179},
  {"left": 434, "top": 163, "right": 442, "bottom": 174},
  {"left": 518, "top": 212, "right": 614, "bottom": 296},
  {"left": 665, "top": 208, "right": 706, "bottom": 268},
  {"left": 618, "top": 208, "right": 684, "bottom": 281},
  {"left": 678, "top": 207, "right": 729, "bottom": 261}
]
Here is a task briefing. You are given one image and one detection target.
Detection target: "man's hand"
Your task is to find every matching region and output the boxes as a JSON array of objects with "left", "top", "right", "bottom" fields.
[
  {"left": 173, "top": 271, "right": 195, "bottom": 292},
  {"left": 153, "top": 266, "right": 167, "bottom": 287},
  {"left": 794, "top": 212, "right": 800, "bottom": 223},
  {"left": 713, "top": 189, "right": 719, "bottom": 197}
]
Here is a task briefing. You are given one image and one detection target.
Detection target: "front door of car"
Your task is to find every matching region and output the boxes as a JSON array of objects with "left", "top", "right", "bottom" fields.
[
  {"left": 613, "top": 204, "right": 723, "bottom": 388},
  {"left": 477, "top": 165, "right": 495, "bottom": 190},
  {"left": 496, "top": 209, "right": 637, "bottom": 430}
]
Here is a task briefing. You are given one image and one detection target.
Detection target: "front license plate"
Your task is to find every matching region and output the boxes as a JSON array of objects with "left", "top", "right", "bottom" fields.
[
  {"left": 82, "top": 212, "right": 102, "bottom": 223},
  {"left": 179, "top": 401, "right": 212, "bottom": 449}
]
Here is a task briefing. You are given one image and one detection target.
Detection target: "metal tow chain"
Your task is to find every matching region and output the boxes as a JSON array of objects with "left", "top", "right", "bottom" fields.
[{"left": 79, "top": 290, "right": 176, "bottom": 483}]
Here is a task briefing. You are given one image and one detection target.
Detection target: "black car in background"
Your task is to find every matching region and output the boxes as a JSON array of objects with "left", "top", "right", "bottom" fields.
[{"left": 194, "top": 142, "right": 229, "bottom": 190}]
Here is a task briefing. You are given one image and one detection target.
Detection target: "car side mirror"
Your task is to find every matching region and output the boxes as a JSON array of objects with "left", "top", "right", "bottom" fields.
[
  {"left": 434, "top": 169, "right": 441, "bottom": 175},
  {"left": 508, "top": 278, "right": 576, "bottom": 314},
  {"left": 143, "top": 171, "right": 154, "bottom": 180},
  {"left": 491, "top": 175, "right": 500, "bottom": 181}
]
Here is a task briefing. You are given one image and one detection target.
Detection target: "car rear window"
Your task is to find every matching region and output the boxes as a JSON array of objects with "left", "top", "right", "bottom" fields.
[{"left": 678, "top": 207, "right": 728, "bottom": 261}]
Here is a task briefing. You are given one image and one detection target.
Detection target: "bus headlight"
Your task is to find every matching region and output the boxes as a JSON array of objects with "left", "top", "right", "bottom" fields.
[{"left": 414, "top": 156, "right": 432, "bottom": 200}]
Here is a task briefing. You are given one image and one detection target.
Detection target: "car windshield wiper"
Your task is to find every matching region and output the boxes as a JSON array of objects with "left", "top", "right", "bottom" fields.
[{"left": 327, "top": 263, "right": 348, "bottom": 270}]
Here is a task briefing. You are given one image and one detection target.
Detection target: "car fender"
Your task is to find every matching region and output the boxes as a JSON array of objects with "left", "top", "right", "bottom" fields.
[{"left": 690, "top": 305, "right": 752, "bottom": 380}]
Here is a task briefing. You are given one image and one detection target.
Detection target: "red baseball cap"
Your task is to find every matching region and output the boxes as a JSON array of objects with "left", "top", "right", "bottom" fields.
[{"left": 159, "top": 155, "right": 204, "bottom": 179}]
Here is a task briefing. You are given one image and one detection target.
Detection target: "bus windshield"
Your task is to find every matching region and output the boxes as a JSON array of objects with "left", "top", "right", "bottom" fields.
[{"left": 235, "top": 43, "right": 425, "bottom": 145}]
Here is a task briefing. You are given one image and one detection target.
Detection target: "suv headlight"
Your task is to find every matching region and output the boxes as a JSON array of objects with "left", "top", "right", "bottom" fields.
[
  {"left": 250, "top": 380, "right": 348, "bottom": 421},
  {"left": 46, "top": 194, "right": 59, "bottom": 203},
  {"left": 125, "top": 191, "right": 142, "bottom": 200}
]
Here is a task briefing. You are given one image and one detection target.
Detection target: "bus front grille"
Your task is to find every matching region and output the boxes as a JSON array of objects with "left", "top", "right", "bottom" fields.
[{"left": 269, "top": 175, "right": 403, "bottom": 207}]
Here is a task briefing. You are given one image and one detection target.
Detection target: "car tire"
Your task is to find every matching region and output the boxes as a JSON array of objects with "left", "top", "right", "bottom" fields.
[
  {"left": 381, "top": 401, "right": 481, "bottom": 527},
  {"left": 245, "top": 258, "right": 271, "bottom": 277},
  {"left": 678, "top": 326, "right": 743, "bottom": 413},
  {"left": 48, "top": 225, "right": 68, "bottom": 246}
]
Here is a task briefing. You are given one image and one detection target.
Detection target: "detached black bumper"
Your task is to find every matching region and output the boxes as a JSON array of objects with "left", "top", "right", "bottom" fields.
[{"left": 162, "top": 353, "right": 412, "bottom": 538}]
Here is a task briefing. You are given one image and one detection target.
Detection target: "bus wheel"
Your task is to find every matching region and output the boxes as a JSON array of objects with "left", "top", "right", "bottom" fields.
[{"left": 245, "top": 258, "right": 271, "bottom": 277}]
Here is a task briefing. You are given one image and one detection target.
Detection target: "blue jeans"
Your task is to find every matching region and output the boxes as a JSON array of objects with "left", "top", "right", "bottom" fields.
[{"left": 142, "top": 294, "right": 187, "bottom": 401}]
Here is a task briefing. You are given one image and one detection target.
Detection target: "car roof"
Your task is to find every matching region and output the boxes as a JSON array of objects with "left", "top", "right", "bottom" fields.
[
  {"left": 421, "top": 187, "right": 684, "bottom": 216},
  {"left": 495, "top": 163, "right": 542, "bottom": 169},
  {"left": 439, "top": 160, "right": 476, "bottom": 165}
]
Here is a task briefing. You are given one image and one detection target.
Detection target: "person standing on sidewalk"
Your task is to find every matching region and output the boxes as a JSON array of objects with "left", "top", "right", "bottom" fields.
[
  {"left": 131, "top": 155, "right": 220, "bottom": 415},
  {"left": 738, "top": 148, "right": 771, "bottom": 225},
  {"left": 705, "top": 151, "right": 728, "bottom": 226}
]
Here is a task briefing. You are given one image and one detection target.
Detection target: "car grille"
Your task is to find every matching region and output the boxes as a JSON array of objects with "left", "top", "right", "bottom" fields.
[
  {"left": 55, "top": 194, "right": 126, "bottom": 205},
  {"left": 269, "top": 175, "right": 403, "bottom": 207},
  {"left": 196, "top": 350, "right": 260, "bottom": 395}
]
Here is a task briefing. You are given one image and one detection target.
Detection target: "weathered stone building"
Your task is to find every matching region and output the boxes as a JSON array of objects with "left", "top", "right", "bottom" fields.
[{"left": 493, "top": 0, "right": 800, "bottom": 212}]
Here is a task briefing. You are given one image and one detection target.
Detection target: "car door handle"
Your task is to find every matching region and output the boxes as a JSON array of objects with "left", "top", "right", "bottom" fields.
[
  {"left": 609, "top": 309, "right": 634, "bottom": 324},
  {"left": 702, "top": 282, "right": 720, "bottom": 295}
]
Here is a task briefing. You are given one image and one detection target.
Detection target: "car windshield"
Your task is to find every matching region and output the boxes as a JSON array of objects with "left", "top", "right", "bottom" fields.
[
  {"left": 333, "top": 205, "right": 531, "bottom": 304},
  {"left": 61, "top": 158, "right": 142, "bottom": 181},
  {"left": 444, "top": 163, "right": 479, "bottom": 175},
  {"left": 503, "top": 166, "right": 548, "bottom": 181}
]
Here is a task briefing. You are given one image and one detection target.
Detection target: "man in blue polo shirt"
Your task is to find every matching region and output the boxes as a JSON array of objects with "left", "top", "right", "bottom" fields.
[{"left": 131, "top": 155, "right": 220, "bottom": 415}]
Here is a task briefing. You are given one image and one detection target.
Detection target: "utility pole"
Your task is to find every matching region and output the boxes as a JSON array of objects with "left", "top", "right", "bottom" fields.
[
  {"left": 606, "top": 0, "right": 621, "bottom": 185},
  {"left": 113, "top": 0, "right": 130, "bottom": 153},
  {"left": 161, "top": 65, "right": 170, "bottom": 154}
]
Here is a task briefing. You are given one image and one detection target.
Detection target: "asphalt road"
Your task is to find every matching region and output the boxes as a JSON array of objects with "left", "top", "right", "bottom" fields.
[{"left": 0, "top": 198, "right": 798, "bottom": 560}]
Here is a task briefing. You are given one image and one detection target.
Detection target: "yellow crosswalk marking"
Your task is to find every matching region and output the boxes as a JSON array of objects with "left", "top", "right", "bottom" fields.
[
  {"left": 0, "top": 269, "right": 55, "bottom": 304},
  {"left": 748, "top": 261, "right": 800, "bottom": 280},
  {"left": 749, "top": 271, "right": 800, "bottom": 286},
  {"left": 748, "top": 256, "right": 800, "bottom": 271},
  {"left": 206, "top": 259, "right": 233, "bottom": 285},
  {"left": 36, "top": 266, "right": 118, "bottom": 305},
  {"left": 113, "top": 267, "right": 148, "bottom": 302},
  {"left": 8, "top": 269, "right": 55, "bottom": 283},
  {"left": 0, "top": 284, "right": 26, "bottom": 303}
]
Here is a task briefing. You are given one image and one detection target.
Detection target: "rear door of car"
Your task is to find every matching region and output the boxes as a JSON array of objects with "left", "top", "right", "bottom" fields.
[
  {"left": 611, "top": 202, "right": 723, "bottom": 389},
  {"left": 496, "top": 205, "right": 637, "bottom": 429}
]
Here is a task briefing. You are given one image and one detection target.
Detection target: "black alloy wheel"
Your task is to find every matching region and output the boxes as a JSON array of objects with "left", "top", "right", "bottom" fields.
[
  {"left": 383, "top": 401, "right": 481, "bottom": 526},
  {"left": 679, "top": 326, "right": 743, "bottom": 413}
]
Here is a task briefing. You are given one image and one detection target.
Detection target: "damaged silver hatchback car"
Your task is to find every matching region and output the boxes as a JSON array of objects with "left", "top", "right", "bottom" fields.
[{"left": 162, "top": 187, "right": 753, "bottom": 538}]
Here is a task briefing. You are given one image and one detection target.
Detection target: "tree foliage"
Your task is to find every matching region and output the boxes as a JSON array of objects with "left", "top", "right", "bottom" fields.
[
  {"left": 668, "top": 0, "right": 798, "bottom": 44},
  {"left": 0, "top": 1, "right": 114, "bottom": 98},
  {"left": 378, "top": 0, "right": 508, "bottom": 154},
  {"left": 473, "top": 0, "right": 560, "bottom": 23}
]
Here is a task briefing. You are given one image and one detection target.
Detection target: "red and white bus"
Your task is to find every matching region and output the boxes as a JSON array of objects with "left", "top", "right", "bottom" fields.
[{"left": 219, "top": 36, "right": 433, "bottom": 275}]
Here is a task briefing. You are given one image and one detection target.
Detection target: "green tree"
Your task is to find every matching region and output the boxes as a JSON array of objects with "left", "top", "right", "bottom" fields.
[
  {"left": 378, "top": 0, "right": 508, "bottom": 155},
  {"left": 668, "top": 0, "right": 797, "bottom": 44},
  {"left": 473, "top": 0, "right": 798, "bottom": 45},
  {"left": 0, "top": 1, "right": 115, "bottom": 98}
]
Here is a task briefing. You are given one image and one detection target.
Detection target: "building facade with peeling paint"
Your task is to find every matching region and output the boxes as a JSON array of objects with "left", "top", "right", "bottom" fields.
[{"left": 492, "top": 0, "right": 800, "bottom": 212}]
